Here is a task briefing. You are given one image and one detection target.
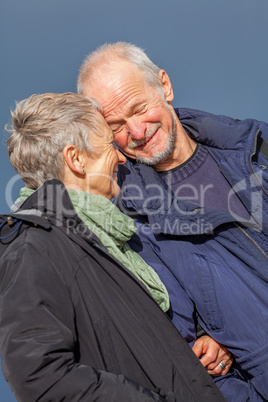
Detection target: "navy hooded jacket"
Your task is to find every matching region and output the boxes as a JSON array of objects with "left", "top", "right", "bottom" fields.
[{"left": 116, "top": 108, "right": 268, "bottom": 401}]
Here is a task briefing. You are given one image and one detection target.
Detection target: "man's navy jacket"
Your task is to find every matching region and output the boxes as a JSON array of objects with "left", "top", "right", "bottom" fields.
[{"left": 116, "top": 108, "right": 268, "bottom": 401}]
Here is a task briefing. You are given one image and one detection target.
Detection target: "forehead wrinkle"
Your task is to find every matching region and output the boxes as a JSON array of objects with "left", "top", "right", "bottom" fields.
[
  {"left": 96, "top": 66, "right": 147, "bottom": 122},
  {"left": 103, "top": 86, "right": 146, "bottom": 124}
]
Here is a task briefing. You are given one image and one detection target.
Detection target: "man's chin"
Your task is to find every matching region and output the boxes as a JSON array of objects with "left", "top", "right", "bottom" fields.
[
  {"left": 135, "top": 149, "right": 170, "bottom": 166},
  {"left": 135, "top": 128, "right": 176, "bottom": 166},
  {"left": 136, "top": 155, "right": 161, "bottom": 165}
]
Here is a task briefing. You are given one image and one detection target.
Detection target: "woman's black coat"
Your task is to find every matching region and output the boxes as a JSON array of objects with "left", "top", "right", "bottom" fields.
[{"left": 0, "top": 180, "right": 225, "bottom": 401}]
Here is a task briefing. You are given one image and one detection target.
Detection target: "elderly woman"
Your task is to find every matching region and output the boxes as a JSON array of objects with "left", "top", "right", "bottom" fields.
[{"left": 0, "top": 93, "right": 227, "bottom": 402}]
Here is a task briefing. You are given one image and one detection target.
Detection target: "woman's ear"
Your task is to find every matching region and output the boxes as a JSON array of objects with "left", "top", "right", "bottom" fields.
[
  {"left": 158, "top": 69, "right": 174, "bottom": 102},
  {"left": 63, "top": 144, "right": 85, "bottom": 175}
]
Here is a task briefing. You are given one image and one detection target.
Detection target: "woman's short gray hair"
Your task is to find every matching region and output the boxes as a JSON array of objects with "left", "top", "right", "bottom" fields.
[
  {"left": 77, "top": 42, "right": 162, "bottom": 94},
  {"left": 6, "top": 92, "right": 103, "bottom": 189}
]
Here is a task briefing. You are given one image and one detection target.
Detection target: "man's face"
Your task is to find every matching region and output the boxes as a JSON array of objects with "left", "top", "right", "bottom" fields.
[{"left": 83, "top": 62, "right": 178, "bottom": 167}]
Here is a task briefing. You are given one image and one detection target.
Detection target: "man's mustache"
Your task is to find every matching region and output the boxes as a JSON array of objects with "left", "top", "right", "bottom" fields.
[{"left": 128, "top": 123, "right": 162, "bottom": 149}]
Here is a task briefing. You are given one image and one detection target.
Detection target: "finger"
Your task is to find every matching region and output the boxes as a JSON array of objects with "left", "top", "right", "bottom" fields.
[
  {"left": 199, "top": 352, "right": 218, "bottom": 368},
  {"left": 216, "top": 349, "right": 233, "bottom": 361},
  {"left": 206, "top": 349, "right": 233, "bottom": 372},
  {"left": 198, "top": 344, "right": 220, "bottom": 367},
  {"left": 207, "top": 359, "right": 233, "bottom": 376},
  {"left": 206, "top": 354, "right": 233, "bottom": 371},
  {"left": 192, "top": 341, "right": 204, "bottom": 358}
]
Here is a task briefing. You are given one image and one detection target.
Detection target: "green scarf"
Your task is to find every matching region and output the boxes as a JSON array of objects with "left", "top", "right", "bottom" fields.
[{"left": 16, "top": 187, "right": 170, "bottom": 312}]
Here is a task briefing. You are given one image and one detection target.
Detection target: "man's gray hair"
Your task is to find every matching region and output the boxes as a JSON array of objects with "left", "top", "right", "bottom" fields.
[
  {"left": 77, "top": 42, "right": 162, "bottom": 94},
  {"left": 6, "top": 92, "right": 103, "bottom": 189}
]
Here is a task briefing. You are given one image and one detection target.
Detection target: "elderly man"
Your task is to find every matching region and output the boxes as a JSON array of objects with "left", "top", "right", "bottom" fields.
[{"left": 78, "top": 42, "right": 268, "bottom": 401}]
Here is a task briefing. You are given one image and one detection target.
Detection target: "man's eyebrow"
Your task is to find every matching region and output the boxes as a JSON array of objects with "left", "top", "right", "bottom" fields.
[
  {"left": 106, "top": 99, "right": 147, "bottom": 124},
  {"left": 130, "top": 99, "right": 146, "bottom": 111},
  {"left": 106, "top": 118, "right": 124, "bottom": 126}
]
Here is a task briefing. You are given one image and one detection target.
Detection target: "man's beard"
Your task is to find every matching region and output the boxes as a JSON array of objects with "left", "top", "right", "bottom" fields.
[{"left": 129, "top": 107, "right": 177, "bottom": 166}]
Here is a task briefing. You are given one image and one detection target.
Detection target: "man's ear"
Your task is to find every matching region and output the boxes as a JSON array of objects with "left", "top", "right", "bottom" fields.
[
  {"left": 158, "top": 69, "right": 174, "bottom": 102},
  {"left": 63, "top": 144, "right": 85, "bottom": 175}
]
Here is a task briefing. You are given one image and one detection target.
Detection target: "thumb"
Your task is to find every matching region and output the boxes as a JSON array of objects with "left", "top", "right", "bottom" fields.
[{"left": 192, "top": 339, "right": 204, "bottom": 358}]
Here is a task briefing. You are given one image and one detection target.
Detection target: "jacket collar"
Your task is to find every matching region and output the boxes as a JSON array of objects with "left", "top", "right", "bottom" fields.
[
  {"left": 177, "top": 107, "right": 260, "bottom": 155},
  {"left": 0, "top": 180, "right": 156, "bottom": 298},
  {"left": 3, "top": 179, "right": 105, "bottom": 249}
]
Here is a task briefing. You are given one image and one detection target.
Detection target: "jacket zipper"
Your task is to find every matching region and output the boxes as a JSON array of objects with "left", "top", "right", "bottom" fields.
[
  {"left": 249, "top": 128, "right": 268, "bottom": 195},
  {"left": 235, "top": 222, "right": 267, "bottom": 259},
  {"left": 244, "top": 128, "right": 268, "bottom": 258}
]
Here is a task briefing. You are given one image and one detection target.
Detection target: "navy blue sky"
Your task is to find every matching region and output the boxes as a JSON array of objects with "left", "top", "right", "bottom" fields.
[{"left": 1, "top": 0, "right": 268, "bottom": 400}]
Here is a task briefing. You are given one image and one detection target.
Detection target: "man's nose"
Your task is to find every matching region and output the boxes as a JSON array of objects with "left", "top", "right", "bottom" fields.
[{"left": 127, "top": 118, "right": 146, "bottom": 140}]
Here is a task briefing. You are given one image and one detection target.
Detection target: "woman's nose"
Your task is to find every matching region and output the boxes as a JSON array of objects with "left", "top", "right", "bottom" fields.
[{"left": 117, "top": 149, "right": 126, "bottom": 165}]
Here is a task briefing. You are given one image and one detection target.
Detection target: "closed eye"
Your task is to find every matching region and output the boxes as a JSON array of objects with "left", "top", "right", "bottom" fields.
[
  {"left": 134, "top": 104, "right": 147, "bottom": 115},
  {"left": 110, "top": 124, "right": 124, "bottom": 134}
]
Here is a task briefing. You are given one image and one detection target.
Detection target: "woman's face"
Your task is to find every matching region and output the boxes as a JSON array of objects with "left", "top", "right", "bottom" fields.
[{"left": 83, "top": 113, "right": 126, "bottom": 199}]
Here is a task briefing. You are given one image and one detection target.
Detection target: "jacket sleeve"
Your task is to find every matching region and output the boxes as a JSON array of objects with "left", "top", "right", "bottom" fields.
[{"left": 0, "top": 240, "right": 169, "bottom": 402}]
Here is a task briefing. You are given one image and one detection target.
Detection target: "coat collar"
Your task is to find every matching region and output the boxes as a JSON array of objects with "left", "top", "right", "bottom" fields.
[
  {"left": 0, "top": 179, "right": 157, "bottom": 301},
  {"left": 177, "top": 107, "right": 260, "bottom": 154},
  {"left": 3, "top": 179, "right": 105, "bottom": 249}
]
